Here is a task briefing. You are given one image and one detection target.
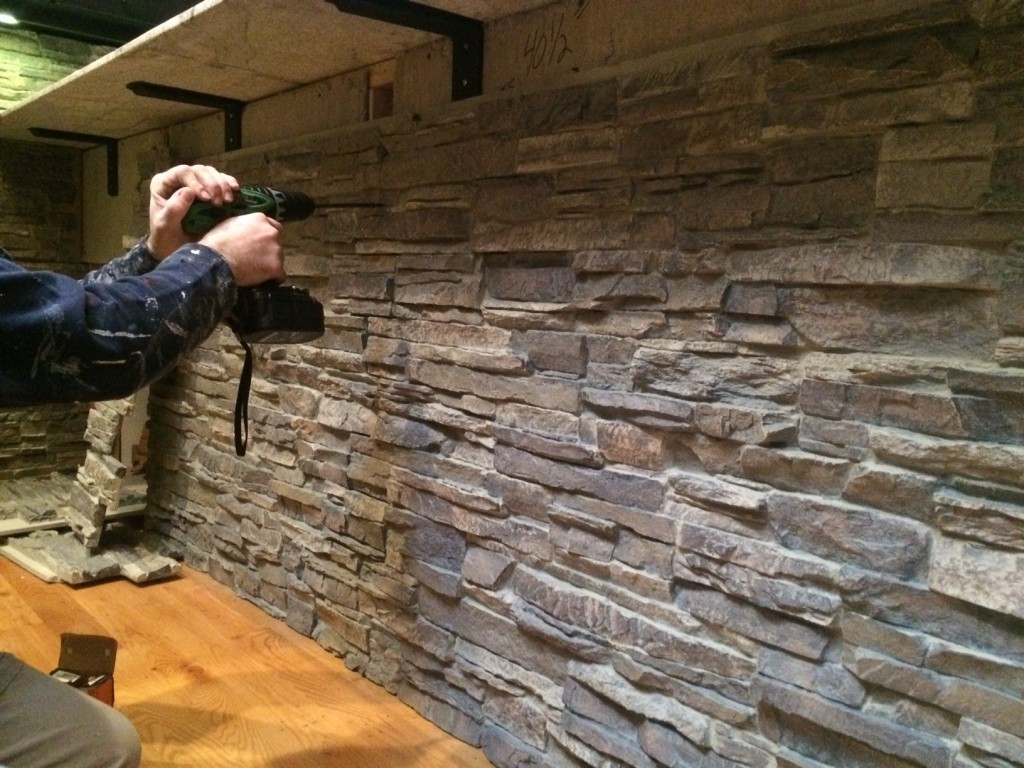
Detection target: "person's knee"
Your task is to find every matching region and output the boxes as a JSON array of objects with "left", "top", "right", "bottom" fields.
[
  {"left": 91, "top": 706, "right": 141, "bottom": 768},
  {"left": 67, "top": 697, "right": 141, "bottom": 768},
  {"left": 0, "top": 655, "right": 141, "bottom": 768}
]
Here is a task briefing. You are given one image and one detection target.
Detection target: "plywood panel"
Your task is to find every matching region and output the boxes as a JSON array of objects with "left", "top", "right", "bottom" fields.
[{"left": 0, "top": 0, "right": 557, "bottom": 145}]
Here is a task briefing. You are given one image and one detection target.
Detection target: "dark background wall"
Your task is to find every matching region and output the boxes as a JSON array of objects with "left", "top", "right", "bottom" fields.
[
  {"left": 0, "top": 29, "right": 108, "bottom": 111},
  {"left": 143, "top": 3, "right": 1024, "bottom": 768}
]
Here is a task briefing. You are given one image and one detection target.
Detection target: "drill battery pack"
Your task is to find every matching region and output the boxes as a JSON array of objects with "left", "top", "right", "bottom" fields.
[{"left": 231, "top": 284, "right": 325, "bottom": 344}]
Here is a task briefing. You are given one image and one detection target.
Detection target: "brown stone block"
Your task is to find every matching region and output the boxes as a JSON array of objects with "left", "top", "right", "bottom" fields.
[
  {"left": 770, "top": 8, "right": 973, "bottom": 92},
  {"left": 495, "top": 445, "right": 664, "bottom": 511},
  {"left": 933, "top": 536, "right": 1024, "bottom": 626},
  {"left": 768, "top": 174, "right": 875, "bottom": 229},
  {"left": 934, "top": 488, "right": 1024, "bottom": 551},
  {"left": 770, "top": 136, "right": 879, "bottom": 183},
  {"left": 380, "top": 137, "right": 515, "bottom": 188},
  {"left": 516, "top": 127, "right": 619, "bottom": 174},
  {"left": 740, "top": 445, "right": 850, "bottom": 496},
  {"left": 594, "top": 421, "right": 665, "bottom": 471},
  {"left": 958, "top": 720, "right": 1024, "bottom": 768},
  {"left": 841, "top": 463, "right": 938, "bottom": 524},
  {"left": 875, "top": 209, "right": 1024, "bottom": 245},
  {"left": 520, "top": 330, "right": 586, "bottom": 375},
  {"left": 475, "top": 176, "right": 553, "bottom": 224},
  {"left": 394, "top": 273, "right": 482, "bottom": 310},
  {"left": 583, "top": 388, "right": 694, "bottom": 431},
  {"left": 876, "top": 159, "right": 992, "bottom": 209},
  {"left": 493, "top": 424, "right": 599, "bottom": 468},
  {"left": 869, "top": 424, "right": 1024, "bottom": 488},
  {"left": 767, "top": 491, "right": 930, "bottom": 578},
  {"left": 508, "top": 81, "right": 618, "bottom": 135},
  {"left": 572, "top": 273, "right": 669, "bottom": 309},
  {"left": 759, "top": 677, "right": 952, "bottom": 768},
  {"left": 485, "top": 262, "right": 574, "bottom": 302},
  {"left": 408, "top": 360, "right": 580, "bottom": 413},
  {"left": 316, "top": 602, "right": 370, "bottom": 653},
  {"left": 881, "top": 122, "right": 997, "bottom": 162},
  {"left": 356, "top": 207, "right": 471, "bottom": 243},
  {"left": 476, "top": 214, "right": 631, "bottom": 253},
  {"left": 625, "top": 106, "right": 763, "bottom": 163},
  {"left": 634, "top": 346, "right": 799, "bottom": 403},
  {"left": 677, "top": 184, "right": 771, "bottom": 231},
  {"left": 765, "top": 83, "right": 975, "bottom": 139},
  {"left": 987, "top": 147, "right": 1024, "bottom": 211},
  {"left": 995, "top": 336, "right": 1024, "bottom": 367},
  {"left": 802, "top": 379, "right": 967, "bottom": 438},
  {"left": 784, "top": 286, "right": 999, "bottom": 356}
]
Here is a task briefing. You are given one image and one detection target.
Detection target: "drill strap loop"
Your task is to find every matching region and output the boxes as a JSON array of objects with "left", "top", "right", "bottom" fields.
[{"left": 234, "top": 335, "right": 253, "bottom": 456}]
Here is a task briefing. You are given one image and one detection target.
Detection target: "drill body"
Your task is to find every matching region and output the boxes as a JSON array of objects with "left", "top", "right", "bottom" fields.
[
  {"left": 184, "top": 185, "right": 324, "bottom": 344},
  {"left": 185, "top": 185, "right": 323, "bottom": 457},
  {"left": 183, "top": 185, "right": 316, "bottom": 235}
]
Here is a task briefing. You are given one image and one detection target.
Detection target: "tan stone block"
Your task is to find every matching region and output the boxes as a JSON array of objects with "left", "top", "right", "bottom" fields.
[
  {"left": 876, "top": 159, "right": 991, "bottom": 209},
  {"left": 929, "top": 533, "right": 1024, "bottom": 620}
]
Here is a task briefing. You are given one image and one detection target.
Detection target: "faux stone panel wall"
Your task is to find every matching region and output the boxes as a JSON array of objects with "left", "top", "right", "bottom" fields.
[
  {"left": 0, "top": 139, "right": 88, "bottom": 479},
  {"left": 148, "top": 4, "right": 1024, "bottom": 767},
  {"left": 0, "top": 29, "right": 103, "bottom": 479}
]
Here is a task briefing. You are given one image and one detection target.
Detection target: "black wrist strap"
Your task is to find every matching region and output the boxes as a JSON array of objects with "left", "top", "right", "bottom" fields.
[{"left": 234, "top": 335, "right": 253, "bottom": 456}]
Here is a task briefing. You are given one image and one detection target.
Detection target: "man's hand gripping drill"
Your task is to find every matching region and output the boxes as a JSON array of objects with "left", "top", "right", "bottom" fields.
[
  {"left": 185, "top": 185, "right": 324, "bottom": 344},
  {"left": 184, "top": 184, "right": 325, "bottom": 456}
]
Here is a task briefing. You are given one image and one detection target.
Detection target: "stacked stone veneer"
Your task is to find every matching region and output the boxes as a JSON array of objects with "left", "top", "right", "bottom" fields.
[
  {"left": 148, "top": 4, "right": 1024, "bottom": 767},
  {"left": 0, "top": 139, "right": 87, "bottom": 479},
  {"left": 0, "top": 29, "right": 104, "bottom": 480}
]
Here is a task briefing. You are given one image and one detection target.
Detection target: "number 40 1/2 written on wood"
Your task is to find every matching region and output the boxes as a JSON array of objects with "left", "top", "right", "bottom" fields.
[{"left": 521, "top": 11, "right": 573, "bottom": 73}]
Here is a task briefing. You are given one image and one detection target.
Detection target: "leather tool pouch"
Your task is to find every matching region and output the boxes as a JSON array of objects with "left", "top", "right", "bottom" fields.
[{"left": 50, "top": 633, "right": 117, "bottom": 706}]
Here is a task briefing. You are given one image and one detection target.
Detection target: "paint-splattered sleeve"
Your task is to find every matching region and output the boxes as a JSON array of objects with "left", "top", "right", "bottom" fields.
[
  {"left": 0, "top": 243, "right": 237, "bottom": 406},
  {"left": 81, "top": 238, "right": 162, "bottom": 284}
]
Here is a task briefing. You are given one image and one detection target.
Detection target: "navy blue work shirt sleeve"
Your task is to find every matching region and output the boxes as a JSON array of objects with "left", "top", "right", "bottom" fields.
[{"left": 0, "top": 241, "right": 237, "bottom": 406}]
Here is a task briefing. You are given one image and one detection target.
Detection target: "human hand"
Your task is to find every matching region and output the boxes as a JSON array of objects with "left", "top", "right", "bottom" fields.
[
  {"left": 199, "top": 213, "right": 286, "bottom": 287},
  {"left": 147, "top": 164, "right": 240, "bottom": 259}
]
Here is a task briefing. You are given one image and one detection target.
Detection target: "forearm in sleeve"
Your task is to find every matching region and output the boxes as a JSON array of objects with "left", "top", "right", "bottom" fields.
[
  {"left": 81, "top": 239, "right": 160, "bottom": 284},
  {"left": 0, "top": 244, "right": 236, "bottom": 406}
]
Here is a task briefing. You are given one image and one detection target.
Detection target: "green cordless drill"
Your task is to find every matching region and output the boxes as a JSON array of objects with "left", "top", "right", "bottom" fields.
[
  {"left": 184, "top": 185, "right": 325, "bottom": 457},
  {"left": 183, "top": 185, "right": 324, "bottom": 345},
  {"left": 183, "top": 185, "right": 316, "bottom": 236}
]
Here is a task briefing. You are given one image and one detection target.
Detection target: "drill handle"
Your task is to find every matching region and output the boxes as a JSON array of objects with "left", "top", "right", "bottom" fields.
[{"left": 181, "top": 197, "right": 249, "bottom": 235}]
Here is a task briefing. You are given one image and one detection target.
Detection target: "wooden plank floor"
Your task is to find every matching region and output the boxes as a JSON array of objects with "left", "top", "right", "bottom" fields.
[{"left": 0, "top": 556, "right": 492, "bottom": 768}]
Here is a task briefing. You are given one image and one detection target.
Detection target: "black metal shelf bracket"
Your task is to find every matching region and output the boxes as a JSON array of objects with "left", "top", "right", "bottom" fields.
[
  {"left": 29, "top": 128, "right": 120, "bottom": 196},
  {"left": 327, "top": 0, "right": 484, "bottom": 101},
  {"left": 127, "top": 81, "right": 246, "bottom": 152}
]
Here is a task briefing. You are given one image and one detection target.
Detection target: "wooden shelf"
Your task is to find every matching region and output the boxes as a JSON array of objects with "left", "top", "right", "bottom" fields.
[{"left": 0, "top": 0, "right": 553, "bottom": 146}]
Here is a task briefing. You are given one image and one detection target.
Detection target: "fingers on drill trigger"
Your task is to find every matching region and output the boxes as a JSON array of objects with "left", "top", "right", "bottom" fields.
[
  {"left": 189, "top": 165, "right": 220, "bottom": 203},
  {"left": 221, "top": 173, "right": 240, "bottom": 202},
  {"left": 151, "top": 165, "right": 180, "bottom": 198},
  {"left": 204, "top": 166, "right": 237, "bottom": 205}
]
